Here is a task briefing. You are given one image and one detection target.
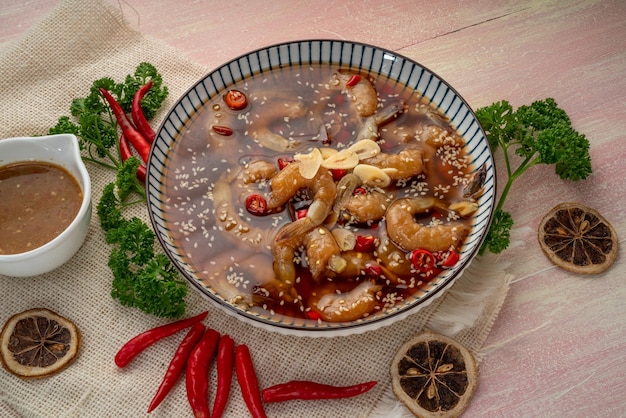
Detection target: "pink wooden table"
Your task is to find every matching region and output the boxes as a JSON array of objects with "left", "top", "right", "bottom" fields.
[{"left": 2, "top": 1, "right": 624, "bottom": 416}]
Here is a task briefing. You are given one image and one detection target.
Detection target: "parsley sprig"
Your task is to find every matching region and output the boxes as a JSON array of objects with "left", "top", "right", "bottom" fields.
[{"left": 49, "top": 63, "right": 187, "bottom": 318}]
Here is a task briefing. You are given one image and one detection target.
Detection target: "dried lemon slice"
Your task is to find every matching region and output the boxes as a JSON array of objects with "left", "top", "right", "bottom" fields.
[
  {"left": 0, "top": 308, "right": 81, "bottom": 379},
  {"left": 538, "top": 202, "right": 618, "bottom": 274},
  {"left": 391, "top": 330, "right": 477, "bottom": 418}
]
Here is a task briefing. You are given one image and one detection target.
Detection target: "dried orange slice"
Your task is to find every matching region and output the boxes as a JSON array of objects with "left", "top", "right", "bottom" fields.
[
  {"left": 538, "top": 202, "right": 618, "bottom": 274},
  {"left": 0, "top": 308, "right": 81, "bottom": 379},
  {"left": 391, "top": 330, "right": 477, "bottom": 417}
]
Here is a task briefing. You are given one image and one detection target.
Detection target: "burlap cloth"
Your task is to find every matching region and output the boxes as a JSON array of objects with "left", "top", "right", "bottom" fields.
[{"left": 0, "top": 1, "right": 512, "bottom": 416}]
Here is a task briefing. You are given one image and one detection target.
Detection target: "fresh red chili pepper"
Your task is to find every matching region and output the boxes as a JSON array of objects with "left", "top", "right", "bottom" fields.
[
  {"left": 212, "top": 125, "right": 234, "bottom": 136},
  {"left": 186, "top": 328, "right": 221, "bottom": 418},
  {"left": 440, "top": 249, "right": 460, "bottom": 268},
  {"left": 147, "top": 323, "right": 205, "bottom": 413},
  {"left": 235, "top": 344, "right": 267, "bottom": 418},
  {"left": 224, "top": 89, "right": 248, "bottom": 111},
  {"left": 246, "top": 194, "right": 268, "bottom": 215},
  {"left": 99, "top": 87, "right": 151, "bottom": 163},
  {"left": 212, "top": 334, "right": 235, "bottom": 418},
  {"left": 262, "top": 380, "right": 377, "bottom": 403},
  {"left": 114, "top": 311, "right": 208, "bottom": 368},
  {"left": 345, "top": 74, "right": 362, "bottom": 87},
  {"left": 354, "top": 235, "right": 376, "bottom": 252},
  {"left": 305, "top": 310, "right": 322, "bottom": 321},
  {"left": 411, "top": 249, "right": 436, "bottom": 273},
  {"left": 131, "top": 80, "right": 157, "bottom": 143},
  {"left": 119, "top": 134, "right": 147, "bottom": 183},
  {"left": 353, "top": 186, "right": 367, "bottom": 195}
]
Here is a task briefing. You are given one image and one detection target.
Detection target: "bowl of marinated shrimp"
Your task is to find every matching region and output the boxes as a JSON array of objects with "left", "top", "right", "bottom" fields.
[{"left": 147, "top": 40, "right": 496, "bottom": 337}]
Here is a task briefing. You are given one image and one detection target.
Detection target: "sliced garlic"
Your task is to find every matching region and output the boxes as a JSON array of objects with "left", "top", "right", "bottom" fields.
[
  {"left": 353, "top": 164, "right": 391, "bottom": 188},
  {"left": 348, "top": 139, "right": 381, "bottom": 160},
  {"left": 294, "top": 148, "right": 323, "bottom": 179},
  {"left": 321, "top": 148, "right": 359, "bottom": 170},
  {"left": 318, "top": 147, "right": 338, "bottom": 159}
]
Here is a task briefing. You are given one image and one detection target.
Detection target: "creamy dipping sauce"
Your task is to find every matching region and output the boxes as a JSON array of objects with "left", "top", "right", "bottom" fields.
[{"left": 0, "top": 161, "right": 83, "bottom": 255}]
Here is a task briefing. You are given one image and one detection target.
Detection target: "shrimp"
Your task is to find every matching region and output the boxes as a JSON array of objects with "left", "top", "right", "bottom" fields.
[
  {"left": 333, "top": 72, "right": 378, "bottom": 117},
  {"left": 308, "top": 280, "right": 382, "bottom": 322},
  {"left": 385, "top": 197, "right": 470, "bottom": 252},
  {"left": 268, "top": 161, "right": 337, "bottom": 241},
  {"left": 238, "top": 159, "right": 279, "bottom": 184},
  {"left": 341, "top": 189, "right": 391, "bottom": 224},
  {"left": 271, "top": 224, "right": 344, "bottom": 285},
  {"left": 362, "top": 147, "right": 424, "bottom": 180},
  {"left": 356, "top": 102, "right": 405, "bottom": 142}
]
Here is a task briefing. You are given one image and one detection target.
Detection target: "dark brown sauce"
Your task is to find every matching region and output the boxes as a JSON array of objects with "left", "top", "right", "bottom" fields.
[
  {"left": 0, "top": 162, "right": 82, "bottom": 255},
  {"left": 162, "top": 65, "right": 476, "bottom": 323}
]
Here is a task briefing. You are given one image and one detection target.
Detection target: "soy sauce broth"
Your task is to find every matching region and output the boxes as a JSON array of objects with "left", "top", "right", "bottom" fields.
[
  {"left": 161, "top": 65, "right": 476, "bottom": 322},
  {"left": 0, "top": 161, "right": 83, "bottom": 255}
]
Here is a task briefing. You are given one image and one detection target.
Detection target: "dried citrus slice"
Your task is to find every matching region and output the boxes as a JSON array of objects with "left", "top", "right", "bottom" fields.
[
  {"left": 0, "top": 308, "right": 81, "bottom": 379},
  {"left": 538, "top": 202, "right": 618, "bottom": 274},
  {"left": 391, "top": 330, "right": 477, "bottom": 417}
]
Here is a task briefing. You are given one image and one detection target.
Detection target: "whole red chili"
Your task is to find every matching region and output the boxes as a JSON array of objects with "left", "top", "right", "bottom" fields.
[
  {"left": 186, "top": 328, "right": 220, "bottom": 418},
  {"left": 212, "top": 334, "right": 235, "bottom": 418},
  {"left": 345, "top": 74, "right": 362, "bottom": 87},
  {"left": 131, "top": 80, "right": 157, "bottom": 143},
  {"left": 246, "top": 194, "right": 268, "bottom": 215},
  {"left": 114, "top": 311, "right": 208, "bottom": 368},
  {"left": 410, "top": 248, "right": 436, "bottom": 274},
  {"left": 99, "top": 87, "right": 151, "bottom": 163},
  {"left": 235, "top": 344, "right": 267, "bottom": 418},
  {"left": 262, "top": 380, "right": 377, "bottom": 403},
  {"left": 147, "top": 323, "right": 205, "bottom": 413},
  {"left": 119, "top": 134, "right": 146, "bottom": 183}
]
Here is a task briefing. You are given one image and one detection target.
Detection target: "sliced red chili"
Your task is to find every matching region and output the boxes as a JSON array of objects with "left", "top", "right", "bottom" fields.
[
  {"left": 224, "top": 89, "right": 248, "bottom": 111},
  {"left": 440, "top": 249, "right": 460, "bottom": 268},
  {"left": 365, "top": 262, "right": 382, "bottom": 277},
  {"left": 114, "top": 311, "right": 208, "bottom": 368},
  {"left": 295, "top": 208, "right": 308, "bottom": 220},
  {"left": 345, "top": 74, "right": 362, "bottom": 87},
  {"left": 411, "top": 249, "right": 436, "bottom": 274},
  {"left": 277, "top": 157, "right": 293, "bottom": 170},
  {"left": 354, "top": 235, "right": 376, "bottom": 252},
  {"left": 186, "top": 328, "right": 220, "bottom": 418},
  {"left": 330, "top": 168, "right": 347, "bottom": 181},
  {"left": 131, "top": 80, "right": 157, "bottom": 143},
  {"left": 212, "top": 334, "right": 235, "bottom": 418},
  {"left": 306, "top": 310, "right": 322, "bottom": 321},
  {"left": 246, "top": 194, "right": 268, "bottom": 216},
  {"left": 212, "top": 125, "right": 234, "bottom": 136},
  {"left": 235, "top": 344, "right": 267, "bottom": 418},
  {"left": 353, "top": 186, "right": 367, "bottom": 195},
  {"left": 262, "top": 380, "right": 377, "bottom": 403},
  {"left": 147, "top": 323, "right": 205, "bottom": 413}
]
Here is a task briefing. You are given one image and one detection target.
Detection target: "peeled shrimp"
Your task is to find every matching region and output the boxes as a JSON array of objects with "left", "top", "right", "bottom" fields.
[
  {"left": 341, "top": 189, "right": 391, "bottom": 224},
  {"left": 271, "top": 224, "right": 344, "bottom": 284},
  {"left": 309, "top": 280, "right": 382, "bottom": 322},
  {"left": 268, "top": 161, "right": 337, "bottom": 241},
  {"left": 385, "top": 197, "right": 470, "bottom": 252},
  {"left": 362, "top": 148, "right": 424, "bottom": 180}
]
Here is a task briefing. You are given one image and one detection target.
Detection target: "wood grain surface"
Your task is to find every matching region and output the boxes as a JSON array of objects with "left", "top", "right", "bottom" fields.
[{"left": 1, "top": 0, "right": 624, "bottom": 416}]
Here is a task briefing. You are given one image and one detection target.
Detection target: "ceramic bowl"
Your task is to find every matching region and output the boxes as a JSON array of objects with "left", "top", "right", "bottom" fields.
[
  {"left": 0, "top": 134, "right": 92, "bottom": 277},
  {"left": 147, "top": 40, "right": 496, "bottom": 337}
]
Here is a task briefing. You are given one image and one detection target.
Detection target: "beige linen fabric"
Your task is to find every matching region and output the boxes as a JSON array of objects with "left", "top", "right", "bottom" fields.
[{"left": 0, "top": 1, "right": 511, "bottom": 416}]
